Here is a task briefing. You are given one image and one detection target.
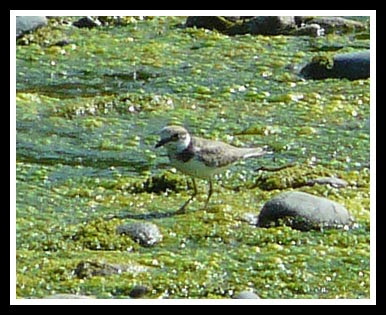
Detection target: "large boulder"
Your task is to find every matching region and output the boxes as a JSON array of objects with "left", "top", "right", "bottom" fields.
[
  {"left": 300, "top": 50, "right": 370, "bottom": 80},
  {"left": 295, "top": 16, "right": 366, "bottom": 34},
  {"left": 257, "top": 191, "right": 354, "bottom": 230},
  {"left": 16, "top": 16, "right": 47, "bottom": 38},
  {"left": 185, "top": 16, "right": 366, "bottom": 36},
  {"left": 245, "top": 16, "right": 297, "bottom": 35},
  {"left": 185, "top": 16, "right": 297, "bottom": 36}
]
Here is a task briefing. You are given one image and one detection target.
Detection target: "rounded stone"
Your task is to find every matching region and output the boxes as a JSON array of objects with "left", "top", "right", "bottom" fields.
[
  {"left": 129, "top": 285, "right": 149, "bottom": 298},
  {"left": 117, "top": 222, "right": 163, "bottom": 247},
  {"left": 16, "top": 16, "right": 47, "bottom": 38},
  {"left": 73, "top": 16, "right": 101, "bottom": 28},
  {"left": 300, "top": 50, "right": 370, "bottom": 80},
  {"left": 257, "top": 191, "right": 354, "bottom": 230}
]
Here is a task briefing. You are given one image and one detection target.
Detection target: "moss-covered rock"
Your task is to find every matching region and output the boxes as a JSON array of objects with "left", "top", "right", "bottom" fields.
[{"left": 300, "top": 51, "right": 370, "bottom": 80}]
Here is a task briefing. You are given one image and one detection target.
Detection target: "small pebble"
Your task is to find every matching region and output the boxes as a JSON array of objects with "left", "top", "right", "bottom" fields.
[{"left": 117, "top": 222, "right": 163, "bottom": 247}]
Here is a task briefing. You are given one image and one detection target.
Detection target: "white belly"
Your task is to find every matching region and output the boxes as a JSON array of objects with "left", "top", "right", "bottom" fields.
[{"left": 170, "top": 157, "right": 226, "bottom": 179}]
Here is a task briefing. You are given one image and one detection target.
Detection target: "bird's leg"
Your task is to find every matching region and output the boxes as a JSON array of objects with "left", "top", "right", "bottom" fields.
[
  {"left": 204, "top": 178, "right": 213, "bottom": 209},
  {"left": 176, "top": 177, "right": 197, "bottom": 214}
]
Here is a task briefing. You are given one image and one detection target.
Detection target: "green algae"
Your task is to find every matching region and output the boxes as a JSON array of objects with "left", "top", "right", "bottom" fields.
[{"left": 16, "top": 16, "right": 370, "bottom": 299}]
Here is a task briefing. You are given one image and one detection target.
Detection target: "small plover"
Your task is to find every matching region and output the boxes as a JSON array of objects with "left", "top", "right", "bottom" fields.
[{"left": 155, "top": 125, "right": 267, "bottom": 212}]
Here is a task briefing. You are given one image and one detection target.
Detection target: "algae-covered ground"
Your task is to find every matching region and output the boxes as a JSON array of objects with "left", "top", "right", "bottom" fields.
[{"left": 16, "top": 16, "right": 370, "bottom": 299}]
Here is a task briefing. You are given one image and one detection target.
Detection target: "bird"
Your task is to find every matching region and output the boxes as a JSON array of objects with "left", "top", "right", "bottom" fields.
[{"left": 155, "top": 125, "right": 268, "bottom": 213}]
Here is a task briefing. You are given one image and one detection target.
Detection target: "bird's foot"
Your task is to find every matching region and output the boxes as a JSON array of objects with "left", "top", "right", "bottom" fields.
[{"left": 175, "top": 195, "right": 196, "bottom": 214}]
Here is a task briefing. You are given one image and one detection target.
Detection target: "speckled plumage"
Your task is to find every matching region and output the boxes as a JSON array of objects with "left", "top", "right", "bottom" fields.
[
  {"left": 167, "top": 136, "right": 266, "bottom": 179},
  {"left": 155, "top": 125, "right": 268, "bottom": 211},
  {"left": 190, "top": 136, "right": 266, "bottom": 168}
]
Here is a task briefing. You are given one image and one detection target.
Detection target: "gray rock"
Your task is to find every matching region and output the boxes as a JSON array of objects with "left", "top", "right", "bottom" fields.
[
  {"left": 303, "top": 16, "right": 365, "bottom": 34},
  {"left": 50, "top": 39, "right": 71, "bottom": 47},
  {"left": 74, "top": 260, "right": 147, "bottom": 278},
  {"left": 233, "top": 290, "right": 260, "bottom": 299},
  {"left": 16, "top": 16, "right": 47, "bottom": 38},
  {"left": 300, "top": 50, "right": 370, "bottom": 80},
  {"left": 247, "top": 16, "right": 297, "bottom": 35},
  {"left": 257, "top": 191, "right": 354, "bottom": 230},
  {"left": 117, "top": 222, "right": 163, "bottom": 247}
]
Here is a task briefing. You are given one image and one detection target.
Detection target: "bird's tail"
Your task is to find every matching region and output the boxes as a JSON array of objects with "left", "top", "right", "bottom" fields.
[{"left": 242, "top": 147, "right": 270, "bottom": 159}]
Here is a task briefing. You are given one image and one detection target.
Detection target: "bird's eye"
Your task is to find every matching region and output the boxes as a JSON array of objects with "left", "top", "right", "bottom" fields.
[{"left": 171, "top": 134, "right": 179, "bottom": 140}]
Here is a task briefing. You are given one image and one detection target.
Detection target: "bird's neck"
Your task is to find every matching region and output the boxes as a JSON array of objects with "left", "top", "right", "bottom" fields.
[
  {"left": 175, "top": 133, "right": 192, "bottom": 153},
  {"left": 173, "top": 136, "right": 195, "bottom": 162}
]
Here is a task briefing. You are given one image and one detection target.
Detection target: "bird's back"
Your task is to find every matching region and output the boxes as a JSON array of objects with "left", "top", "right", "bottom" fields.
[{"left": 192, "top": 136, "right": 266, "bottom": 168}]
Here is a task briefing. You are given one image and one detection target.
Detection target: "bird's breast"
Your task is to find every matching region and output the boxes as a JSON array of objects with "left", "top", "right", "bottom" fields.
[{"left": 169, "top": 156, "right": 224, "bottom": 179}]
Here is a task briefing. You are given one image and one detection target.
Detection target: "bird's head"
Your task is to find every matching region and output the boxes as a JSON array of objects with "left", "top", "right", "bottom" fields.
[{"left": 155, "top": 125, "right": 191, "bottom": 152}]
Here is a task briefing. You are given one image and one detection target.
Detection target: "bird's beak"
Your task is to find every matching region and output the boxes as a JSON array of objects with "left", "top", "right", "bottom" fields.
[{"left": 155, "top": 138, "right": 169, "bottom": 148}]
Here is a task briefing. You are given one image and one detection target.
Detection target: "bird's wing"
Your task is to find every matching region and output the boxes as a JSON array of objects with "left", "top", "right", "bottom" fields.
[{"left": 193, "top": 137, "right": 260, "bottom": 168}]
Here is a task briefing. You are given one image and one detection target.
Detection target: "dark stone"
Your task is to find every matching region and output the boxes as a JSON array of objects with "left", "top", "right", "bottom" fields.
[
  {"left": 50, "top": 39, "right": 71, "bottom": 47},
  {"left": 294, "top": 16, "right": 314, "bottom": 27},
  {"left": 185, "top": 16, "right": 234, "bottom": 32},
  {"left": 129, "top": 285, "right": 149, "bottom": 298},
  {"left": 246, "top": 16, "right": 297, "bottom": 35},
  {"left": 185, "top": 16, "right": 297, "bottom": 36},
  {"left": 257, "top": 191, "right": 354, "bottom": 230},
  {"left": 116, "top": 222, "right": 163, "bottom": 247},
  {"left": 73, "top": 16, "right": 101, "bottom": 28},
  {"left": 300, "top": 50, "right": 370, "bottom": 80},
  {"left": 185, "top": 16, "right": 366, "bottom": 37},
  {"left": 16, "top": 16, "right": 47, "bottom": 38}
]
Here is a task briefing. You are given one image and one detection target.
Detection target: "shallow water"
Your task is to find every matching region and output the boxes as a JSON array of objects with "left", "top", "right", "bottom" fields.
[{"left": 16, "top": 16, "right": 370, "bottom": 299}]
